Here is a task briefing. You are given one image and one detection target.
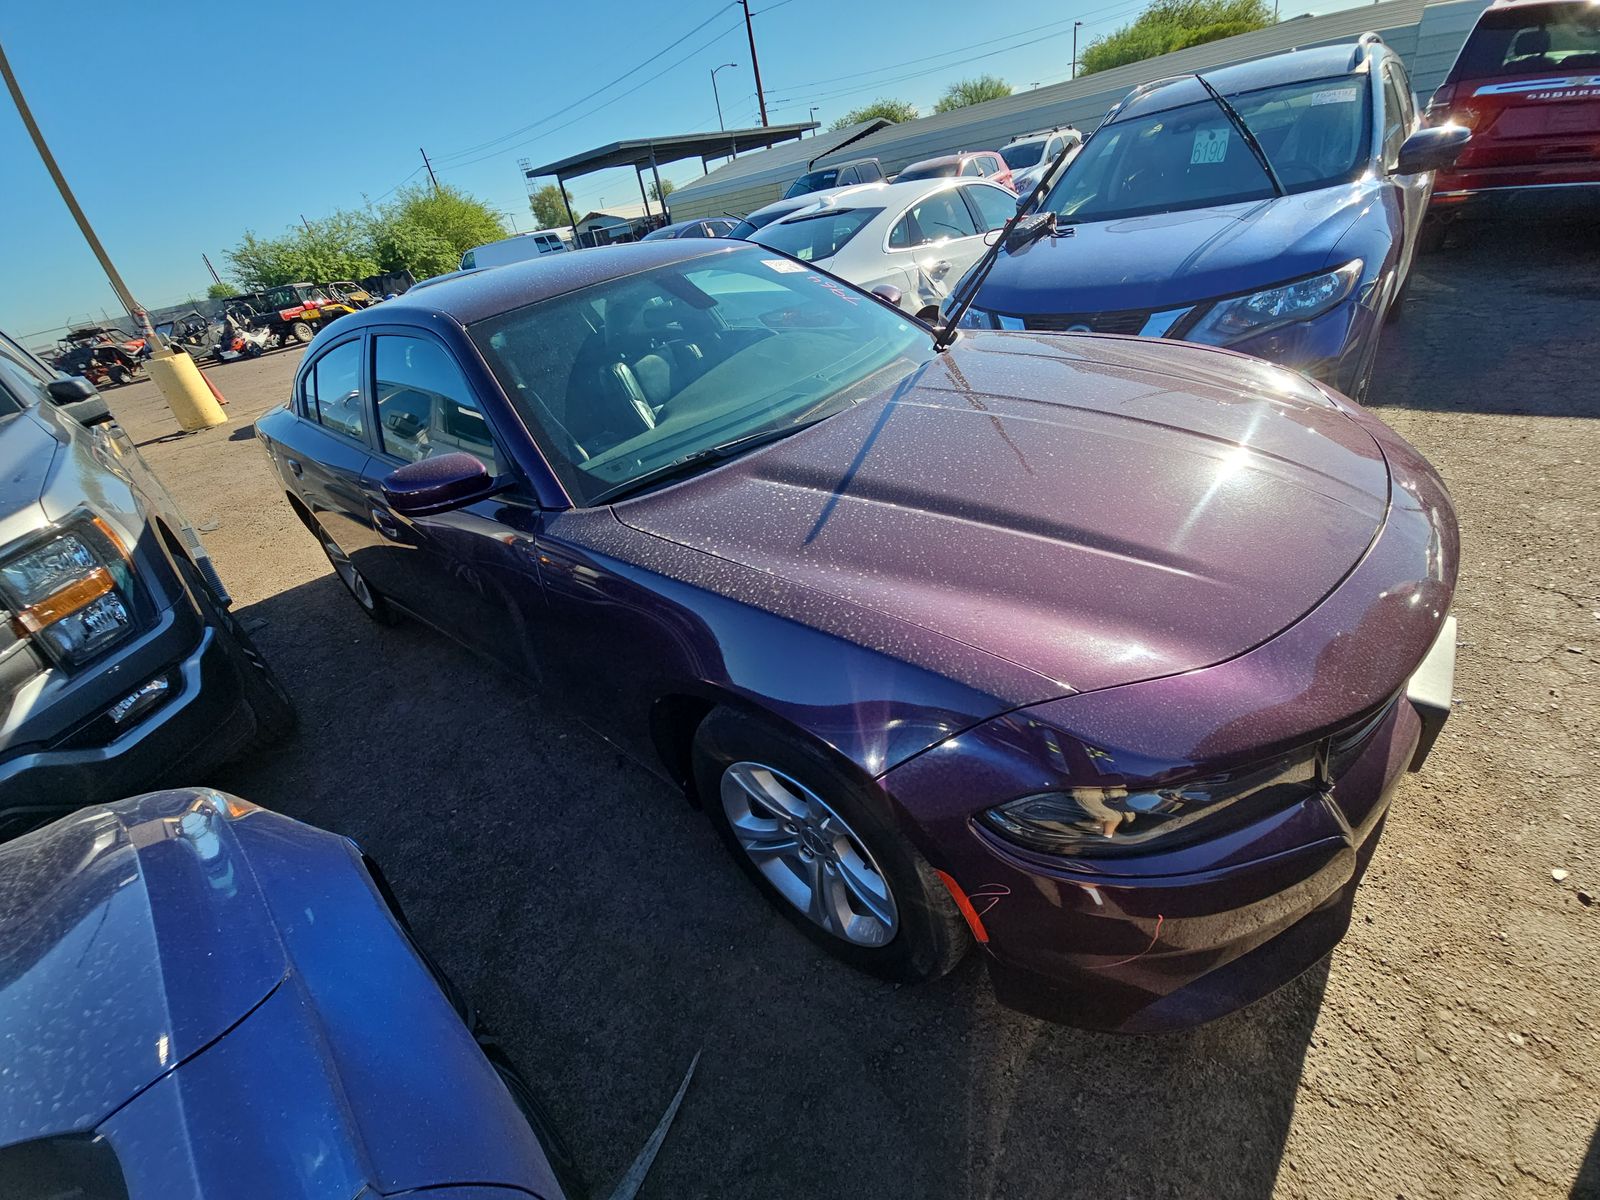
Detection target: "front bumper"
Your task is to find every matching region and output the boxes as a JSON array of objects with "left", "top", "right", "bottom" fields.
[
  {"left": 0, "top": 599, "right": 255, "bottom": 831},
  {"left": 967, "top": 698, "right": 1419, "bottom": 1033}
]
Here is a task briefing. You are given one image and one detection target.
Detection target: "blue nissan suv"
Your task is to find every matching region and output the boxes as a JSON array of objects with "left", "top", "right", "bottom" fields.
[{"left": 952, "top": 37, "right": 1470, "bottom": 398}]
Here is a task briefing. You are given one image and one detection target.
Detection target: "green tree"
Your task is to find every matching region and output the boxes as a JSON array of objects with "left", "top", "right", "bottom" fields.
[
  {"left": 830, "top": 98, "right": 918, "bottom": 130},
  {"left": 934, "top": 75, "right": 1013, "bottom": 113},
  {"left": 206, "top": 281, "right": 236, "bottom": 300},
  {"left": 371, "top": 184, "right": 505, "bottom": 279},
  {"left": 529, "top": 183, "right": 577, "bottom": 229},
  {"left": 225, "top": 210, "right": 380, "bottom": 290},
  {"left": 1079, "top": 0, "right": 1273, "bottom": 75},
  {"left": 648, "top": 177, "right": 676, "bottom": 202}
]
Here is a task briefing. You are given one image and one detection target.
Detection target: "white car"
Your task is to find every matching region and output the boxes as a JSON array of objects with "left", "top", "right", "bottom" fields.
[
  {"left": 1000, "top": 127, "right": 1083, "bottom": 197},
  {"left": 745, "top": 177, "right": 1020, "bottom": 321}
]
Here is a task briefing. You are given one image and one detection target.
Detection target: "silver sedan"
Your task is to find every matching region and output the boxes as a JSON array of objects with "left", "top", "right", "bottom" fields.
[{"left": 745, "top": 177, "right": 1020, "bottom": 321}]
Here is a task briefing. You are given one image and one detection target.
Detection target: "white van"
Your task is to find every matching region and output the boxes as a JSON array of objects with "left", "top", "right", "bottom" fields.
[{"left": 458, "top": 228, "right": 573, "bottom": 270}]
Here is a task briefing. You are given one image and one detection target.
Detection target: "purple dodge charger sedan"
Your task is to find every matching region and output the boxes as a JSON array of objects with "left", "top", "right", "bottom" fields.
[{"left": 257, "top": 241, "right": 1458, "bottom": 1032}]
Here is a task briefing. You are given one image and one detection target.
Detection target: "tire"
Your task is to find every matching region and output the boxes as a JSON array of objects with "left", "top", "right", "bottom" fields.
[
  {"left": 1416, "top": 215, "right": 1448, "bottom": 254},
  {"left": 315, "top": 521, "right": 399, "bottom": 625},
  {"left": 289, "top": 320, "right": 314, "bottom": 343},
  {"left": 692, "top": 707, "right": 969, "bottom": 984},
  {"left": 177, "top": 556, "right": 297, "bottom": 751},
  {"left": 109, "top": 365, "right": 132, "bottom": 386}
]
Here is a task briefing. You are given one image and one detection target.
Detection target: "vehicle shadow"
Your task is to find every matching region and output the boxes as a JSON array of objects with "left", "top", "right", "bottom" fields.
[
  {"left": 1574, "top": 1121, "right": 1600, "bottom": 1200},
  {"left": 1370, "top": 214, "right": 1600, "bottom": 418},
  {"left": 206, "top": 574, "right": 1326, "bottom": 1199}
]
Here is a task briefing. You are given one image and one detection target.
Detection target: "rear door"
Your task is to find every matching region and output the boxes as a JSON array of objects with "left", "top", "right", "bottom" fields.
[
  {"left": 1438, "top": 1, "right": 1600, "bottom": 180},
  {"left": 358, "top": 329, "right": 543, "bottom": 671}
]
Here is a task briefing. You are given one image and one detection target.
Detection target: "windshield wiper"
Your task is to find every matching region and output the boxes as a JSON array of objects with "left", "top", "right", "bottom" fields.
[
  {"left": 591, "top": 418, "right": 834, "bottom": 505},
  {"left": 933, "top": 135, "right": 1084, "bottom": 351},
  {"left": 1194, "top": 72, "right": 1285, "bottom": 198}
]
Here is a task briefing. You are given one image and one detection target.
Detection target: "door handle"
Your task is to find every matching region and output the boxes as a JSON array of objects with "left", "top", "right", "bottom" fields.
[
  {"left": 285, "top": 458, "right": 303, "bottom": 477},
  {"left": 371, "top": 509, "right": 402, "bottom": 541},
  {"left": 930, "top": 259, "right": 951, "bottom": 279}
]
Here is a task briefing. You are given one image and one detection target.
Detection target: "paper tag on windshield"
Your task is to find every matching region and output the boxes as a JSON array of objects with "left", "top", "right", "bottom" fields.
[
  {"left": 1190, "top": 127, "right": 1229, "bottom": 165},
  {"left": 763, "top": 258, "right": 805, "bottom": 273},
  {"left": 1312, "top": 87, "right": 1359, "bottom": 105}
]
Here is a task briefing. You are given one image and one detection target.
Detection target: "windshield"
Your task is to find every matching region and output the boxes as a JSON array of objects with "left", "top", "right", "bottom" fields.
[
  {"left": 785, "top": 169, "right": 839, "bottom": 197},
  {"left": 1001, "top": 140, "right": 1047, "bottom": 169},
  {"left": 747, "top": 207, "right": 882, "bottom": 262},
  {"left": 470, "top": 248, "right": 933, "bottom": 505},
  {"left": 1453, "top": 2, "right": 1600, "bottom": 80},
  {"left": 1046, "top": 74, "right": 1372, "bottom": 222},
  {"left": 896, "top": 160, "right": 960, "bottom": 181}
]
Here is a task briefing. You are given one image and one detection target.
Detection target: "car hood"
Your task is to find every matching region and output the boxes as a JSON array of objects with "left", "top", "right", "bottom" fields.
[
  {"left": 616, "top": 333, "right": 1391, "bottom": 695},
  {"left": 977, "top": 184, "right": 1372, "bottom": 315},
  {"left": 0, "top": 791, "right": 286, "bottom": 1144},
  {"left": 0, "top": 408, "right": 60, "bottom": 544}
]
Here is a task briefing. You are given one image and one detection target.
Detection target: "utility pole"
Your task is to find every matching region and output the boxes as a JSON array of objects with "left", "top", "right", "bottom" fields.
[
  {"left": 1072, "top": 20, "right": 1083, "bottom": 80},
  {"left": 808, "top": 105, "right": 819, "bottom": 132},
  {"left": 420, "top": 146, "right": 440, "bottom": 194},
  {"left": 739, "top": 0, "right": 769, "bottom": 127},
  {"left": 300, "top": 214, "right": 313, "bottom": 236},
  {"left": 0, "top": 35, "right": 159, "bottom": 346},
  {"left": 202, "top": 253, "right": 223, "bottom": 287}
]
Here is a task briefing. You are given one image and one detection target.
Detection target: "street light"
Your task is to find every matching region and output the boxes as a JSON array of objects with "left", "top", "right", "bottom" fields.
[
  {"left": 711, "top": 62, "right": 738, "bottom": 131},
  {"left": 1072, "top": 20, "right": 1083, "bottom": 79}
]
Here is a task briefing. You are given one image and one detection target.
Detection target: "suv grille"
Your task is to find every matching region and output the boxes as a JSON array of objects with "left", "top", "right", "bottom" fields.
[{"left": 1022, "top": 310, "right": 1152, "bottom": 335}]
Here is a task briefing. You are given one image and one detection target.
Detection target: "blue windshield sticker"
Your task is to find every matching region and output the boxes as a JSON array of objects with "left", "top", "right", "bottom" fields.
[{"left": 1191, "top": 127, "right": 1230, "bottom": 165}]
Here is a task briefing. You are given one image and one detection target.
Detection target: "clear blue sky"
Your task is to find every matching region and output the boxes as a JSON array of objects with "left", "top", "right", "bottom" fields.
[{"left": 1, "top": 0, "right": 1343, "bottom": 344}]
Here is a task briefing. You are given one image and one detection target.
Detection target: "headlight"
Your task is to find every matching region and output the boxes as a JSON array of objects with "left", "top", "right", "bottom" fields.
[
  {"left": 1, "top": 514, "right": 143, "bottom": 667},
  {"left": 978, "top": 748, "right": 1319, "bottom": 858},
  {"left": 1187, "top": 261, "right": 1363, "bottom": 346}
]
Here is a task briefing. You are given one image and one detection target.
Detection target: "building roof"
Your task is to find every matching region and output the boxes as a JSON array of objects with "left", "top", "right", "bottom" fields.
[
  {"left": 523, "top": 123, "right": 818, "bottom": 180},
  {"left": 576, "top": 201, "right": 651, "bottom": 225},
  {"left": 669, "top": 120, "right": 892, "bottom": 204}
]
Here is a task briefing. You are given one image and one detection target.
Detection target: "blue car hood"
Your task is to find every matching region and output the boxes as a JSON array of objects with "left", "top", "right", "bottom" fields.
[
  {"left": 978, "top": 184, "right": 1372, "bottom": 315},
  {"left": 0, "top": 792, "right": 286, "bottom": 1145}
]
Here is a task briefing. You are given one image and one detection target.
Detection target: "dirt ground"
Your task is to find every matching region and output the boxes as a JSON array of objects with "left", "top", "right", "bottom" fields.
[{"left": 106, "top": 221, "right": 1598, "bottom": 1200}]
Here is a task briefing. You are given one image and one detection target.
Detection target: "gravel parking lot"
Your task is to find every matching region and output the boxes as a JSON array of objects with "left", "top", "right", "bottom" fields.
[{"left": 106, "top": 220, "right": 1599, "bottom": 1200}]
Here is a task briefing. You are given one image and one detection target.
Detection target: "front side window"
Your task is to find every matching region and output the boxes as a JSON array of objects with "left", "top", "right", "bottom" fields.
[
  {"left": 889, "top": 189, "right": 979, "bottom": 249},
  {"left": 1382, "top": 69, "right": 1409, "bottom": 169},
  {"left": 374, "top": 335, "right": 500, "bottom": 472},
  {"left": 749, "top": 207, "right": 882, "bottom": 261},
  {"left": 1047, "top": 74, "right": 1372, "bottom": 222},
  {"left": 961, "top": 158, "right": 984, "bottom": 176},
  {"left": 304, "top": 339, "right": 364, "bottom": 440},
  {"left": 470, "top": 248, "right": 934, "bottom": 506},
  {"left": 1453, "top": 2, "right": 1600, "bottom": 80}
]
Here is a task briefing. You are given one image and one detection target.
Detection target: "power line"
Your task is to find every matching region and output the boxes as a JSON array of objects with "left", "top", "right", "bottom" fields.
[{"left": 430, "top": 2, "right": 736, "bottom": 166}]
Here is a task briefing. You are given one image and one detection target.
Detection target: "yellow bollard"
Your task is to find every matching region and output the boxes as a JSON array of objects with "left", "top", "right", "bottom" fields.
[{"left": 143, "top": 349, "right": 227, "bottom": 432}]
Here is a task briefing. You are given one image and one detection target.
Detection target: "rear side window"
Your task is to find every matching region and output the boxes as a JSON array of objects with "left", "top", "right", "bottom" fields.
[
  {"left": 303, "top": 339, "right": 365, "bottom": 440},
  {"left": 374, "top": 335, "right": 501, "bottom": 472},
  {"left": 1453, "top": 2, "right": 1600, "bottom": 80},
  {"left": 858, "top": 161, "right": 884, "bottom": 182},
  {"left": 962, "top": 183, "right": 1019, "bottom": 232}
]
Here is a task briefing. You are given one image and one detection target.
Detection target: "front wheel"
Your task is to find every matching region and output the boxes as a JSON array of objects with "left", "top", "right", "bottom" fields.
[
  {"left": 289, "top": 320, "right": 314, "bottom": 343},
  {"left": 692, "top": 708, "right": 970, "bottom": 984},
  {"left": 178, "top": 556, "right": 296, "bottom": 751},
  {"left": 316, "top": 522, "right": 398, "bottom": 625},
  {"left": 108, "top": 365, "right": 132, "bottom": 386}
]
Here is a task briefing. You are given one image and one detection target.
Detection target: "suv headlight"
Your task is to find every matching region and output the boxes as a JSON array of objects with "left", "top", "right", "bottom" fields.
[
  {"left": 1, "top": 514, "right": 144, "bottom": 668},
  {"left": 978, "top": 748, "right": 1320, "bottom": 858},
  {"left": 1187, "top": 261, "right": 1363, "bottom": 346}
]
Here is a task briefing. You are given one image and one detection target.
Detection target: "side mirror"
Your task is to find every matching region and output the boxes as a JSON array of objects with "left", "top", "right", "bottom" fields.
[
  {"left": 1397, "top": 124, "right": 1470, "bottom": 175},
  {"left": 869, "top": 284, "right": 902, "bottom": 307},
  {"left": 46, "top": 377, "right": 114, "bottom": 426},
  {"left": 381, "top": 452, "right": 498, "bottom": 517}
]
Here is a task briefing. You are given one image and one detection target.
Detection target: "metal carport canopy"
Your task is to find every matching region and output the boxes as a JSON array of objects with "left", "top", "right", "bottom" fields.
[{"left": 523, "top": 121, "right": 818, "bottom": 235}]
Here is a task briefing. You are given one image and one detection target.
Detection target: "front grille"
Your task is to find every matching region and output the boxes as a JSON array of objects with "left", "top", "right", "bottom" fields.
[{"left": 1021, "top": 309, "right": 1152, "bottom": 335}]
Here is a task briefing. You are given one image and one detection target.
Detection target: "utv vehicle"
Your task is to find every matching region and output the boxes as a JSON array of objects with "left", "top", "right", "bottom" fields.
[
  {"left": 52, "top": 328, "right": 144, "bottom": 388},
  {"left": 220, "top": 283, "right": 360, "bottom": 345}
]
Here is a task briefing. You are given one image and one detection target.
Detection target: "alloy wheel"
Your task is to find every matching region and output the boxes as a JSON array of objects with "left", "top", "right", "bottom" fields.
[
  {"left": 720, "top": 761, "right": 899, "bottom": 947},
  {"left": 322, "top": 536, "right": 375, "bottom": 610}
]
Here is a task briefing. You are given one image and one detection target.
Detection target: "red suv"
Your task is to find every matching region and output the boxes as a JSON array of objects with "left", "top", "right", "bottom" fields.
[{"left": 1425, "top": 0, "right": 1600, "bottom": 229}]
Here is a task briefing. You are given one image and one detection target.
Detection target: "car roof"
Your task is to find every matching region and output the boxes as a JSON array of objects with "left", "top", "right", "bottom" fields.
[
  {"left": 768, "top": 176, "right": 997, "bottom": 222},
  {"left": 1114, "top": 42, "right": 1374, "bottom": 122},
  {"left": 902, "top": 152, "right": 987, "bottom": 170},
  {"left": 353, "top": 240, "right": 745, "bottom": 325}
]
